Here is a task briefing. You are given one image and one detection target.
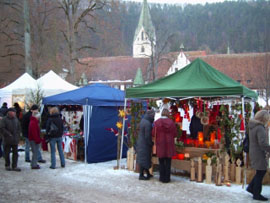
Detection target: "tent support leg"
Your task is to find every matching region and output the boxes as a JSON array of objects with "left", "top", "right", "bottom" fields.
[
  {"left": 119, "top": 98, "right": 127, "bottom": 169},
  {"left": 241, "top": 96, "right": 247, "bottom": 189}
]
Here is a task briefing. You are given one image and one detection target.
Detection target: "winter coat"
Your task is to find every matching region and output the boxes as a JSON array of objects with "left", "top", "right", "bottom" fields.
[
  {"left": 136, "top": 111, "right": 155, "bottom": 169},
  {"left": 22, "top": 111, "right": 32, "bottom": 137},
  {"left": 0, "top": 115, "right": 21, "bottom": 145},
  {"left": 0, "top": 106, "right": 8, "bottom": 117},
  {"left": 153, "top": 117, "right": 177, "bottom": 158},
  {"left": 28, "top": 116, "right": 42, "bottom": 144},
  {"left": 189, "top": 115, "right": 203, "bottom": 139},
  {"left": 248, "top": 119, "right": 270, "bottom": 170},
  {"left": 46, "top": 113, "right": 63, "bottom": 138}
]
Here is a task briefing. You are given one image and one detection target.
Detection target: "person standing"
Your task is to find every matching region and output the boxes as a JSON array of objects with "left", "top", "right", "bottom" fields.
[
  {"left": 247, "top": 110, "right": 270, "bottom": 201},
  {"left": 136, "top": 109, "right": 155, "bottom": 180},
  {"left": 153, "top": 108, "right": 177, "bottom": 183},
  {"left": 22, "top": 104, "right": 45, "bottom": 163},
  {"left": 46, "top": 107, "right": 65, "bottom": 169},
  {"left": 0, "top": 108, "right": 21, "bottom": 171},
  {"left": 0, "top": 102, "right": 8, "bottom": 117},
  {"left": 28, "top": 111, "right": 42, "bottom": 169},
  {"left": 0, "top": 102, "right": 8, "bottom": 158}
]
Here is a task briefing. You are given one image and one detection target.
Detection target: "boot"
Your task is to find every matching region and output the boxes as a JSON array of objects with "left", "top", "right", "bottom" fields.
[
  {"left": 139, "top": 166, "right": 149, "bottom": 180},
  {"left": 253, "top": 195, "right": 268, "bottom": 201}
]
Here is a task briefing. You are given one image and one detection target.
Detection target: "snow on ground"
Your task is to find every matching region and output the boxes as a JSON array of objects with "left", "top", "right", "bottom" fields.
[{"left": 0, "top": 151, "right": 270, "bottom": 203}]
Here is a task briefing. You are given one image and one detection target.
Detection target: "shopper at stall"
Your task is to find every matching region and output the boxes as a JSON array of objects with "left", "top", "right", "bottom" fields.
[
  {"left": 0, "top": 108, "right": 21, "bottom": 171},
  {"left": 28, "top": 111, "right": 42, "bottom": 169},
  {"left": 22, "top": 104, "right": 46, "bottom": 163},
  {"left": 189, "top": 111, "right": 203, "bottom": 139},
  {"left": 46, "top": 107, "right": 65, "bottom": 169},
  {"left": 246, "top": 110, "right": 270, "bottom": 201},
  {"left": 136, "top": 108, "right": 155, "bottom": 180},
  {"left": 153, "top": 108, "right": 177, "bottom": 183}
]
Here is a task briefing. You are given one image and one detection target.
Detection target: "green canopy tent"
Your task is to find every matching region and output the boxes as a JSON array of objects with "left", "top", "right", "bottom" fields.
[
  {"left": 126, "top": 58, "right": 257, "bottom": 99},
  {"left": 120, "top": 58, "right": 257, "bottom": 187}
]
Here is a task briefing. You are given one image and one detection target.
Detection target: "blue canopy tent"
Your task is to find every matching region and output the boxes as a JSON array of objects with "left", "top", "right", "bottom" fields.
[{"left": 42, "top": 83, "right": 128, "bottom": 163}]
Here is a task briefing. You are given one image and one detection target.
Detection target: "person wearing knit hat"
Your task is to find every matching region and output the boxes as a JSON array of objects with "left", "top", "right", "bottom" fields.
[
  {"left": 0, "top": 106, "right": 21, "bottom": 171},
  {"left": 22, "top": 104, "right": 46, "bottom": 164}
]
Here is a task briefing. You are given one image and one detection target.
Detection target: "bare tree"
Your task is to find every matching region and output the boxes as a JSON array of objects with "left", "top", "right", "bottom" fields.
[
  {"left": 58, "top": 0, "right": 106, "bottom": 83},
  {"left": 257, "top": 54, "right": 270, "bottom": 107}
]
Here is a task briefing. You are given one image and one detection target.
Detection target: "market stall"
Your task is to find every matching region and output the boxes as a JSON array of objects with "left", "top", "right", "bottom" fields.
[
  {"left": 42, "top": 83, "right": 128, "bottom": 163},
  {"left": 123, "top": 58, "right": 258, "bottom": 185},
  {"left": 0, "top": 73, "right": 37, "bottom": 108}
]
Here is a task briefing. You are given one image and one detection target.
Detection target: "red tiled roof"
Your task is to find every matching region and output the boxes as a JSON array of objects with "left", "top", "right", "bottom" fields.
[
  {"left": 189, "top": 53, "right": 270, "bottom": 89},
  {"left": 73, "top": 56, "right": 149, "bottom": 82}
]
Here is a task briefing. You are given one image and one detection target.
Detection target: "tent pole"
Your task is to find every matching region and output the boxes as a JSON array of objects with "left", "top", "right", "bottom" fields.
[
  {"left": 119, "top": 98, "right": 127, "bottom": 169},
  {"left": 241, "top": 96, "right": 247, "bottom": 189}
]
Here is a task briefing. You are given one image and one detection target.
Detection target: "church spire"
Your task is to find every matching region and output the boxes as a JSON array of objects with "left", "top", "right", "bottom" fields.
[{"left": 133, "top": 0, "right": 156, "bottom": 58}]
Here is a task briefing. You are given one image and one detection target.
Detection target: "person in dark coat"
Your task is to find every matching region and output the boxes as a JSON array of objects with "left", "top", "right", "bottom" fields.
[
  {"left": 13, "top": 102, "right": 22, "bottom": 121},
  {"left": 46, "top": 107, "right": 65, "bottom": 169},
  {"left": 28, "top": 111, "right": 43, "bottom": 169},
  {"left": 0, "top": 102, "right": 8, "bottom": 158},
  {"left": 0, "top": 108, "right": 21, "bottom": 171},
  {"left": 153, "top": 108, "right": 177, "bottom": 183},
  {"left": 136, "top": 109, "right": 155, "bottom": 180},
  {"left": 246, "top": 110, "right": 270, "bottom": 201},
  {"left": 189, "top": 111, "right": 203, "bottom": 139},
  {"left": 0, "top": 102, "right": 8, "bottom": 117},
  {"left": 22, "top": 104, "right": 45, "bottom": 163}
]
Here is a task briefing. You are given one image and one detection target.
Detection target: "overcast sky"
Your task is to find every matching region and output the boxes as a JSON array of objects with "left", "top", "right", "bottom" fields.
[{"left": 123, "top": 0, "right": 227, "bottom": 5}]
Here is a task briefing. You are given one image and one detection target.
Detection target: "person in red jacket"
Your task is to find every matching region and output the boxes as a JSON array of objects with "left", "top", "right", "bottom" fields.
[
  {"left": 153, "top": 108, "right": 177, "bottom": 183},
  {"left": 28, "top": 111, "right": 42, "bottom": 169}
]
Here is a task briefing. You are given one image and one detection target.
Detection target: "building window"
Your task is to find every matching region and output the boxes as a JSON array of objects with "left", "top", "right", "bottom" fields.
[
  {"left": 141, "top": 31, "right": 144, "bottom": 40},
  {"left": 237, "top": 80, "right": 241, "bottom": 83},
  {"left": 247, "top": 80, "right": 251, "bottom": 84},
  {"left": 175, "top": 68, "right": 178, "bottom": 72},
  {"left": 257, "top": 89, "right": 265, "bottom": 97},
  {"left": 141, "top": 46, "right": 145, "bottom": 53}
]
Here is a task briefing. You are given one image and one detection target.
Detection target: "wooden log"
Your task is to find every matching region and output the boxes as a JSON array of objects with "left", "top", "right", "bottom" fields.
[
  {"left": 205, "top": 158, "right": 212, "bottom": 184},
  {"left": 197, "top": 157, "right": 203, "bottom": 182},
  {"left": 235, "top": 159, "right": 242, "bottom": 184},
  {"left": 224, "top": 153, "right": 230, "bottom": 182},
  {"left": 230, "top": 158, "right": 236, "bottom": 182},
  {"left": 190, "top": 159, "right": 196, "bottom": 181},
  {"left": 215, "top": 158, "right": 222, "bottom": 186}
]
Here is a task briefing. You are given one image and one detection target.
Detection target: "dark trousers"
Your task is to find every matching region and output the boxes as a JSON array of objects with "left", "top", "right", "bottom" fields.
[
  {"left": 248, "top": 170, "right": 266, "bottom": 197},
  {"left": 4, "top": 144, "right": 18, "bottom": 168},
  {"left": 159, "top": 157, "right": 172, "bottom": 183}
]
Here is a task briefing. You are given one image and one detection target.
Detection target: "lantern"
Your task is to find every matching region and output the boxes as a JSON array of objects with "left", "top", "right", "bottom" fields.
[
  {"left": 198, "top": 131, "right": 204, "bottom": 146},
  {"left": 210, "top": 131, "right": 216, "bottom": 145}
]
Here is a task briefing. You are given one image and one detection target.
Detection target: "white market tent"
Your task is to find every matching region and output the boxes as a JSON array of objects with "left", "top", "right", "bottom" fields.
[
  {"left": 0, "top": 71, "right": 78, "bottom": 108},
  {"left": 0, "top": 73, "right": 37, "bottom": 107},
  {"left": 37, "top": 70, "right": 78, "bottom": 97}
]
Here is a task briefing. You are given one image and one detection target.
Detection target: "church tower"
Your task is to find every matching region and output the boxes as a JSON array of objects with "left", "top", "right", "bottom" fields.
[{"left": 133, "top": 0, "right": 156, "bottom": 58}]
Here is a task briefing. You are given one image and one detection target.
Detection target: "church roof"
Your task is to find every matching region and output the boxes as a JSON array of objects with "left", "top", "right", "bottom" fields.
[
  {"left": 133, "top": 0, "right": 155, "bottom": 42},
  {"left": 133, "top": 68, "right": 144, "bottom": 85}
]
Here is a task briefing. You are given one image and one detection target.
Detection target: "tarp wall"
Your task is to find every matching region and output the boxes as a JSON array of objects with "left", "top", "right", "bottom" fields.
[{"left": 87, "top": 106, "right": 127, "bottom": 163}]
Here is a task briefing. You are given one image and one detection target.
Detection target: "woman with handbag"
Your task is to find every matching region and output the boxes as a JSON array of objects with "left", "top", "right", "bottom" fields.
[
  {"left": 46, "top": 107, "right": 65, "bottom": 169},
  {"left": 153, "top": 108, "right": 177, "bottom": 183}
]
